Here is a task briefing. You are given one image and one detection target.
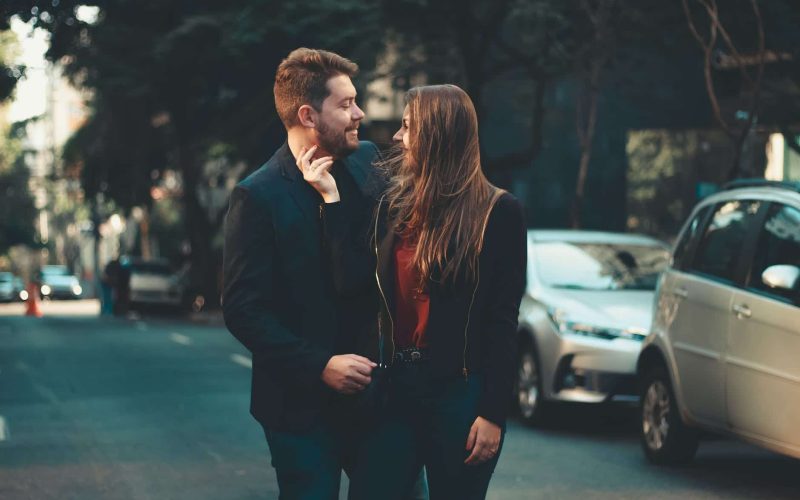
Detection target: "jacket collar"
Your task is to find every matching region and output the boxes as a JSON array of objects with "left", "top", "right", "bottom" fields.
[{"left": 278, "top": 141, "right": 382, "bottom": 200}]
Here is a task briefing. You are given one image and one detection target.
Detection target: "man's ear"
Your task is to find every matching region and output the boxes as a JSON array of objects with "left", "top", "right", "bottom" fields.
[{"left": 297, "top": 105, "right": 316, "bottom": 129}]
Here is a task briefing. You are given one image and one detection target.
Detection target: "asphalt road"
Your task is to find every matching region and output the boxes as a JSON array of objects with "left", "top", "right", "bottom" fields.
[{"left": 1, "top": 301, "right": 798, "bottom": 499}]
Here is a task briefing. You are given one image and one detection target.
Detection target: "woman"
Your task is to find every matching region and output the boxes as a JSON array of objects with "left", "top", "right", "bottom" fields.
[{"left": 300, "top": 84, "right": 526, "bottom": 499}]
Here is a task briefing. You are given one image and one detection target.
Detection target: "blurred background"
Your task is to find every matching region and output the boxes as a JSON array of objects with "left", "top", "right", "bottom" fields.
[{"left": 1, "top": 0, "right": 799, "bottom": 313}]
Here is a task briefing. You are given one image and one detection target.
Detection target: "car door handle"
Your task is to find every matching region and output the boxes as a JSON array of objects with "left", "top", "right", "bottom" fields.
[
  {"left": 671, "top": 287, "right": 688, "bottom": 299},
  {"left": 732, "top": 304, "right": 752, "bottom": 319}
]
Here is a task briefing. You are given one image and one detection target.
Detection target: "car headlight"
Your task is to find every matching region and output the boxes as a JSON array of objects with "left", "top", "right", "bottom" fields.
[
  {"left": 40, "top": 285, "right": 51, "bottom": 296},
  {"left": 547, "top": 307, "right": 647, "bottom": 341},
  {"left": 72, "top": 284, "right": 82, "bottom": 295},
  {"left": 19, "top": 290, "right": 28, "bottom": 301}
]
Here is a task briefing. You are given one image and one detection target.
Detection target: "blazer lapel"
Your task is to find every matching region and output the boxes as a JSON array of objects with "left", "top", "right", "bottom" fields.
[
  {"left": 278, "top": 143, "right": 320, "bottom": 224},
  {"left": 343, "top": 149, "right": 384, "bottom": 201}
]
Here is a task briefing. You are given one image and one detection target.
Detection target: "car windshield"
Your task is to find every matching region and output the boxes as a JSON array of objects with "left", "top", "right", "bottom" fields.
[
  {"left": 42, "top": 266, "right": 70, "bottom": 276},
  {"left": 534, "top": 241, "right": 670, "bottom": 291},
  {"left": 0, "top": 273, "right": 11, "bottom": 282}
]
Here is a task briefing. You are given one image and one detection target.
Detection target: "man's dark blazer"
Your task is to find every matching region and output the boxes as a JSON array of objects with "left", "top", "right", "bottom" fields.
[{"left": 222, "top": 141, "right": 382, "bottom": 431}]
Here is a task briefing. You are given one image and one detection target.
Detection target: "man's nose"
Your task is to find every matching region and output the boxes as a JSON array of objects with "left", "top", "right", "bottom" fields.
[{"left": 352, "top": 103, "right": 365, "bottom": 121}]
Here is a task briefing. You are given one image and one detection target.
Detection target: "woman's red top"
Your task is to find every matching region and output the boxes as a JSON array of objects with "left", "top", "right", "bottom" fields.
[{"left": 393, "top": 235, "right": 429, "bottom": 348}]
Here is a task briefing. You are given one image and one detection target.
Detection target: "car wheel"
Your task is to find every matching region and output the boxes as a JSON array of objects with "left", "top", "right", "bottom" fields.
[
  {"left": 517, "top": 343, "right": 548, "bottom": 424},
  {"left": 640, "top": 365, "right": 699, "bottom": 465}
]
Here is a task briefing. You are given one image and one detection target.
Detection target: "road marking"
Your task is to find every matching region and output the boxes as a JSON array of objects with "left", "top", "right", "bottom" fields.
[
  {"left": 0, "top": 416, "right": 8, "bottom": 441},
  {"left": 169, "top": 333, "right": 193, "bottom": 346},
  {"left": 16, "top": 362, "right": 61, "bottom": 405},
  {"left": 206, "top": 450, "right": 223, "bottom": 463},
  {"left": 230, "top": 354, "right": 252, "bottom": 369}
]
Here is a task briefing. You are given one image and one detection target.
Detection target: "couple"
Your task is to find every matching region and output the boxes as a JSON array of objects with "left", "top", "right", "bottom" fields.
[{"left": 222, "top": 48, "right": 526, "bottom": 499}]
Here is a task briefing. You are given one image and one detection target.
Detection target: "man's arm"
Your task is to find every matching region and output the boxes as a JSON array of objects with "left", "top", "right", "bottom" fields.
[
  {"left": 222, "top": 185, "right": 375, "bottom": 393},
  {"left": 222, "top": 185, "right": 331, "bottom": 387}
]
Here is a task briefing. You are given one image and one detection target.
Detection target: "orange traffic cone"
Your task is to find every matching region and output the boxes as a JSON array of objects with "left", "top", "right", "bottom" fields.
[{"left": 25, "top": 283, "right": 43, "bottom": 318}]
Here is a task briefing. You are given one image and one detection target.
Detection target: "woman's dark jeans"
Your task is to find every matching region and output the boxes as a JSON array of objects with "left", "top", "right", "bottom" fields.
[{"left": 348, "top": 363, "right": 503, "bottom": 500}]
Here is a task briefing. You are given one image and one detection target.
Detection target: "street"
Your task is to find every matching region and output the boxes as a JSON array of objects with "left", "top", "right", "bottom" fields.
[{"left": 0, "top": 302, "right": 798, "bottom": 499}]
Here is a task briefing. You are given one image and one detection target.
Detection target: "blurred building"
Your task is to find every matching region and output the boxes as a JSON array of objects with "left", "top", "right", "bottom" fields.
[{"left": 8, "top": 18, "right": 90, "bottom": 279}]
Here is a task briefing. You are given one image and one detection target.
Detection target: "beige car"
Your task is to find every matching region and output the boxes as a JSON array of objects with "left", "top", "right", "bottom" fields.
[{"left": 637, "top": 180, "right": 800, "bottom": 464}]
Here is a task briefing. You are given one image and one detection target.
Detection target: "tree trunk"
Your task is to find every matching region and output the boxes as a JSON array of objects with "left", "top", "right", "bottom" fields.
[
  {"left": 571, "top": 68, "right": 601, "bottom": 229},
  {"left": 177, "top": 138, "right": 219, "bottom": 309}
]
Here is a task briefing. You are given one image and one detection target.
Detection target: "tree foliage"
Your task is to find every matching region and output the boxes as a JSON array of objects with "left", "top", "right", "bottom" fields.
[
  {"left": 0, "top": 121, "right": 38, "bottom": 254},
  {"left": 2, "top": 0, "right": 384, "bottom": 303}
]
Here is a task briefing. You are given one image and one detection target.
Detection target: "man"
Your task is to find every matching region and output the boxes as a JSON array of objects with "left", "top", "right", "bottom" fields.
[{"left": 222, "top": 48, "right": 385, "bottom": 498}]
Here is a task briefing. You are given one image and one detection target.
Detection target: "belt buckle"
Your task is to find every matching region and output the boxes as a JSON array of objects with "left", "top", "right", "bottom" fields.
[{"left": 410, "top": 351, "right": 421, "bottom": 361}]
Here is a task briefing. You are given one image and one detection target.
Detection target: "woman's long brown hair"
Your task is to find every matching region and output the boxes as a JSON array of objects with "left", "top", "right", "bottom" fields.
[{"left": 379, "top": 84, "right": 502, "bottom": 287}]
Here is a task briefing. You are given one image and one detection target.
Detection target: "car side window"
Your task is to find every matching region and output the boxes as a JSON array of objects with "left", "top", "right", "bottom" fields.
[
  {"left": 673, "top": 205, "right": 711, "bottom": 270},
  {"left": 688, "top": 200, "right": 762, "bottom": 284},
  {"left": 745, "top": 203, "right": 800, "bottom": 306}
]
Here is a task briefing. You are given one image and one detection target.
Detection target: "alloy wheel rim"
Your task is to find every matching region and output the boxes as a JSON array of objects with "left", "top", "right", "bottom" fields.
[
  {"left": 642, "top": 380, "right": 671, "bottom": 450},
  {"left": 518, "top": 352, "right": 539, "bottom": 418}
]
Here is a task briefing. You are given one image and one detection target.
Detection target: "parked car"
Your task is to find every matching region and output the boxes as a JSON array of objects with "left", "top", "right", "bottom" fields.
[
  {"left": 516, "top": 230, "right": 671, "bottom": 423},
  {"left": 0, "top": 272, "right": 26, "bottom": 302},
  {"left": 121, "top": 257, "right": 187, "bottom": 311},
  {"left": 638, "top": 180, "right": 800, "bottom": 464},
  {"left": 38, "top": 265, "right": 82, "bottom": 299}
]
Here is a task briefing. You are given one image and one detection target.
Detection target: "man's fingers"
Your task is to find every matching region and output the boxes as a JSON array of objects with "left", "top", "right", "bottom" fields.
[
  {"left": 352, "top": 361, "right": 374, "bottom": 376},
  {"left": 347, "top": 372, "right": 372, "bottom": 386},
  {"left": 464, "top": 445, "right": 483, "bottom": 465},
  {"left": 465, "top": 440, "right": 492, "bottom": 465},
  {"left": 465, "top": 423, "right": 478, "bottom": 451},
  {"left": 348, "top": 354, "right": 378, "bottom": 367}
]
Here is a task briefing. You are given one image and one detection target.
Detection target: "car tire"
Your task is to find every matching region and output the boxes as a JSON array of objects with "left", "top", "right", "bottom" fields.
[
  {"left": 640, "top": 365, "right": 699, "bottom": 465},
  {"left": 516, "top": 342, "right": 549, "bottom": 425}
]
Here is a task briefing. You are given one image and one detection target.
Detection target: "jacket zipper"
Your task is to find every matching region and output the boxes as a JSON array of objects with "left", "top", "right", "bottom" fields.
[
  {"left": 462, "top": 261, "right": 479, "bottom": 380},
  {"left": 373, "top": 196, "right": 395, "bottom": 366}
]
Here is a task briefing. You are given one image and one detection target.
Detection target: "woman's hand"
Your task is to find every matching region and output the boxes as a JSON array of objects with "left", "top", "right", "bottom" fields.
[
  {"left": 297, "top": 145, "right": 340, "bottom": 203},
  {"left": 464, "top": 416, "right": 501, "bottom": 465}
]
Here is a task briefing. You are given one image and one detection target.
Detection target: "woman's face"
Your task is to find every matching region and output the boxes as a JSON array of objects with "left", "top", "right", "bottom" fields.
[{"left": 392, "top": 105, "right": 411, "bottom": 150}]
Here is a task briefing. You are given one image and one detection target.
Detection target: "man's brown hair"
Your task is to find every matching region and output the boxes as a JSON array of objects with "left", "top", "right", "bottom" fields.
[{"left": 273, "top": 48, "right": 359, "bottom": 129}]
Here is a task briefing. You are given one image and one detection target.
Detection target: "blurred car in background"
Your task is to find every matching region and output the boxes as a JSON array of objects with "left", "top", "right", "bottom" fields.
[
  {"left": 638, "top": 180, "right": 800, "bottom": 465},
  {"left": 516, "top": 230, "right": 671, "bottom": 424},
  {"left": 38, "top": 265, "right": 82, "bottom": 300},
  {"left": 121, "top": 257, "right": 187, "bottom": 311},
  {"left": 0, "top": 272, "right": 26, "bottom": 302}
]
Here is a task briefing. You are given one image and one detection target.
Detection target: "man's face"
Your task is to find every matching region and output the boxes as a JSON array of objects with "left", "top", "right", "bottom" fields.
[
  {"left": 392, "top": 105, "right": 410, "bottom": 151},
  {"left": 314, "top": 74, "right": 365, "bottom": 158}
]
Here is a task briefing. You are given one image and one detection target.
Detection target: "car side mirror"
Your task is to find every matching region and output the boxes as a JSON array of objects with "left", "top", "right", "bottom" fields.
[{"left": 761, "top": 265, "right": 800, "bottom": 291}]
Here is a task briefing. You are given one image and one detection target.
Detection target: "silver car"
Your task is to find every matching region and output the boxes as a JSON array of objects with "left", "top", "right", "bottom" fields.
[
  {"left": 638, "top": 180, "right": 800, "bottom": 464},
  {"left": 516, "top": 230, "right": 670, "bottom": 423},
  {"left": 123, "top": 257, "right": 186, "bottom": 309}
]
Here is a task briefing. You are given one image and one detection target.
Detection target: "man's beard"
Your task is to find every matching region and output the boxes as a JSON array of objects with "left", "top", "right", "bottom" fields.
[{"left": 316, "top": 120, "right": 359, "bottom": 158}]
